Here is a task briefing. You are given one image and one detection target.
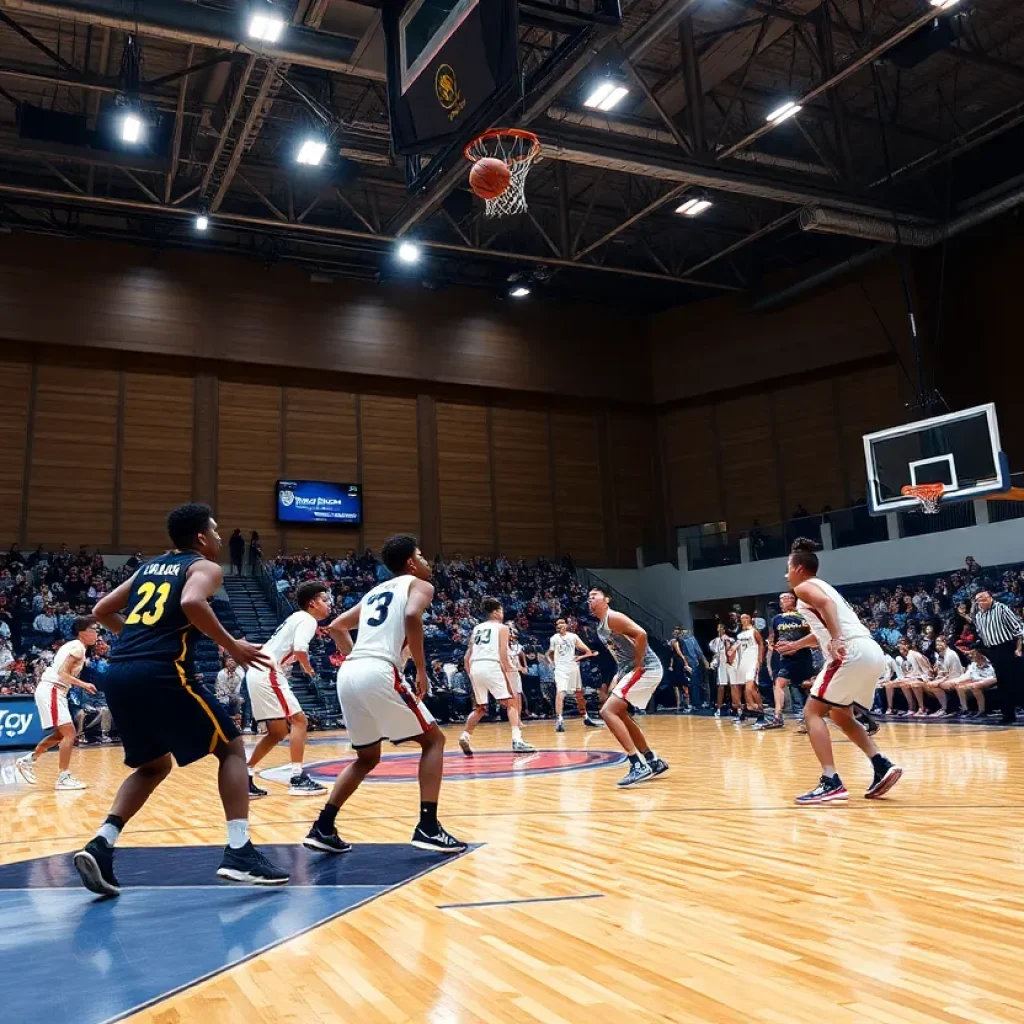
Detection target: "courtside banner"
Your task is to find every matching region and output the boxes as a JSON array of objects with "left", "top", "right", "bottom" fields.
[
  {"left": 385, "top": 0, "right": 519, "bottom": 154},
  {"left": 0, "top": 696, "right": 46, "bottom": 749}
]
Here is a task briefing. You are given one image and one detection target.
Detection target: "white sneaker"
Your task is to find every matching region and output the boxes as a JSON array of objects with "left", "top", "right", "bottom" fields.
[
  {"left": 15, "top": 756, "right": 36, "bottom": 784},
  {"left": 55, "top": 772, "right": 87, "bottom": 791}
]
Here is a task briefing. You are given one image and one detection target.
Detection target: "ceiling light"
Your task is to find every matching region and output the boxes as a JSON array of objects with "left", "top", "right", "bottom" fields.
[
  {"left": 195, "top": 214, "right": 209, "bottom": 232},
  {"left": 397, "top": 241, "right": 421, "bottom": 264},
  {"left": 929, "top": 0, "right": 960, "bottom": 7},
  {"left": 296, "top": 139, "right": 328, "bottom": 166},
  {"left": 120, "top": 111, "right": 143, "bottom": 143},
  {"left": 510, "top": 286, "right": 531, "bottom": 298},
  {"left": 583, "top": 81, "right": 629, "bottom": 112},
  {"left": 248, "top": 12, "right": 285, "bottom": 42},
  {"left": 766, "top": 101, "right": 802, "bottom": 124},
  {"left": 675, "top": 198, "right": 712, "bottom": 217}
]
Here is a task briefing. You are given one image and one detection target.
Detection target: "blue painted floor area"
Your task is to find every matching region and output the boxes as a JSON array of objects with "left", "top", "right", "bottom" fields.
[{"left": 0, "top": 843, "right": 476, "bottom": 1024}]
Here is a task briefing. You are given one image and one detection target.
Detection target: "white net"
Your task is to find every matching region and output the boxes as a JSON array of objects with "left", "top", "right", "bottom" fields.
[{"left": 465, "top": 130, "right": 541, "bottom": 218}]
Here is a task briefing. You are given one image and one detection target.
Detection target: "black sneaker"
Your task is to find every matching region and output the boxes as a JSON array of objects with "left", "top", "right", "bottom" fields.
[
  {"left": 795, "top": 775, "right": 849, "bottom": 805},
  {"left": 248, "top": 776, "right": 268, "bottom": 799},
  {"left": 865, "top": 761, "right": 903, "bottom": 799},
  {"left": 617, "top": 761, "right": 653, "bottom": 787},
  {"left": 648, "top": 757, "right": 670, "bottom": 777},
  {"left": 73, "top": 837, "right": 120, "bottom": 897},
  {"left": 411, "top": 822, "right": 467, "bottom": 854},
  {"left": 583, "top": 716, "right": 603, "bottom": 728},
  {"left": 303, "top": 823, "right": 352, "bottom": 854},
  {"left": 289, "top": 772, "right": 327, "bottom": 797},
  {"left": 216, "top": 841, "right": 290, "bottom": 885}
]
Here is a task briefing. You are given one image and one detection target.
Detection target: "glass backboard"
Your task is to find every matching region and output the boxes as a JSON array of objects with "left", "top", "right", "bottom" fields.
[{"left": 863, "top": 403, "right": 1008, "bottom": 515}]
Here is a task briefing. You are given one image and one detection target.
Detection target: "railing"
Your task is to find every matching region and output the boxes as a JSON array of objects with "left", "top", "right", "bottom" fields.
[
  {"left": 576, "top": 567, "right": 666, "bottom": 639},
  {"left": 255, "top": 559, "right": 295, "bottom": 620},
  {"left": 986, "top": 472, "right": 1024, "bottom": 524},
  {"left": 898, "top": 500, "right": 975, "bottom": 537}
]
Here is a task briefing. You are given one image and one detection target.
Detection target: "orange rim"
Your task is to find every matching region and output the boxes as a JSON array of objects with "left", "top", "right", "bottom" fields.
[
  {"left": 901, "top": 484, "right": 945, "bottom": 501},
  {"left": 464, "top": 128, "right": 541, "bottom": 164}
]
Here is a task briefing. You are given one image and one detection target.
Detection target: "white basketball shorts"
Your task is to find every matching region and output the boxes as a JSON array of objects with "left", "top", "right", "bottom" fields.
[
  {"left": 810, "top": 638, "right": 886, "bottom": 710},
  {"left": 554, "top": 664, "right": 582, "bottom": 694},
  {"left": 35, "top": 681, "right": 71, "bottom": 730},
  {"left": 612, "top": 663, "right": 663, "bottom": 710},
  {"left": 470, "top": 661, "right": 511, "bottom": 705},
  {"left": 247, "top": 663, "right": 302, "bottom": 722},
  {"left": 508, "top": 669, "right": 522, "bottom": 696},
  {"left": 337, "top": 657, "right": 435, "bottom": 749}
]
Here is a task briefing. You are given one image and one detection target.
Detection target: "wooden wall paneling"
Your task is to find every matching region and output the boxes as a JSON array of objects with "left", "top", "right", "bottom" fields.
[
  {"left": 771, "top": 381, "right": 846, "bottom": 515},
  {"left": 491, "top": 407, "right": 556, "bottom": 557},
  {"left": 120, "top": 372, "right": 195, "bottom": 554},
  {"left": 217, "top": 381, "right": 282, "bottom": 553},
  {"left": 283, "top": 386, "right": 359, "bottom": 554},
  {"left": 0, "top": 361, "right": 32, "bottom": 544},
  {"left": 416, "top": 395, "right": 441, "bottom": 557},
  {"left": 436, "top": 402, "right": 494, "bottom": 556},
  {"left": 715, "top": 393, "right": 782, "bottom": 530},
  {"left": 836, "top": 365, "right": 904, "bottom": 503},
  {"left": 659, "top": 406, "right": 723, "bottom": 527},
  {"left": 360, "top": 395, "right": 420, "bottom": 553},
  {"left": 608, "top": 411, "right": 658, "bottom": 566},
  {"left": 26, "top": 365, "right": 119, "bottom": 549},
  {"left": 550, "top": 412, "right": 605, "bottom": 564}
]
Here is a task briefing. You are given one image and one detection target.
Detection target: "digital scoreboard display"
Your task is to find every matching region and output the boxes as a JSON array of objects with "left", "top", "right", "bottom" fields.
[{"left": 276, "top": 481, "right": 362, "bottom": 526}]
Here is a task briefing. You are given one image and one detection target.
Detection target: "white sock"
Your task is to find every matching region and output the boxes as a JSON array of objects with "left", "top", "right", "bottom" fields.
[
  {"left": 247, "top": 766, "right": 255, "bottom": 777},
  {"left": 460, "top": 731, "right": 470, "bottom": 742},
  {"left": 557, "top": 715, "right": 563, "bottom": 723},
  {"left": 512, "top": 727, "right": 522, "bottom": 742},
  {"left": 227, "top": 819, "right": 250, "bottom": 849},
  {"left": 287, "top": 763, "right": 301, "bottom": 779},
  {"left": 96, "top": 821, "right": 121, "bottom": 846}
]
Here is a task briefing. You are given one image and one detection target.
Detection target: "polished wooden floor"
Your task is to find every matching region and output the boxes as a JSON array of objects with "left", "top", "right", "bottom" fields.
[{"left": 4, "top": 715, "right": 1024, "bottom": 1024}]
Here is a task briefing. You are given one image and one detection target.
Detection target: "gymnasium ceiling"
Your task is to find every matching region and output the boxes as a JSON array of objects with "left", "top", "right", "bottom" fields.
[{"left": 0, "top": 0, "right": 1022, "bottom": 308}]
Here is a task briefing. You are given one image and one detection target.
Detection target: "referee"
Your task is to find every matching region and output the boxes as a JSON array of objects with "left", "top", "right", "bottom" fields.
[{"left": 973, "top": 588, "right": 1022, "bottom": 724}]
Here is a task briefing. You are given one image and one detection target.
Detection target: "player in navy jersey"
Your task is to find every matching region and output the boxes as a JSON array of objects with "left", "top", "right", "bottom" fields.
[
  {"left": 760, "top": 593, "right": 816, "bottom": 730},
  {"left": 72, "top": 504, "right": 288, "bottom": 896}
]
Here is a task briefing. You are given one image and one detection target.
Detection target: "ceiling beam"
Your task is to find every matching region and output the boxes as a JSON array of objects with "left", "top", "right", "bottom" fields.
[{"left": 0, "top": 0, "right": 385, "bottom": 80}]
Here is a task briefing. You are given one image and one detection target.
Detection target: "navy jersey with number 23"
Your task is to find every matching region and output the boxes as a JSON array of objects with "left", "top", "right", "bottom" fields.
[{"left": 108, "top": 551, "right": 204, "bottom": 673}]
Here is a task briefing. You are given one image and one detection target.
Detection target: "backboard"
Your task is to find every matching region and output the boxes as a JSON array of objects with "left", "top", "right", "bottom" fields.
[
  {"left": 383, "top": 0, "right": 519, "bottom": 156},
  {"left": 862, "top": 403, "right": 1009, "bottom": 515}
]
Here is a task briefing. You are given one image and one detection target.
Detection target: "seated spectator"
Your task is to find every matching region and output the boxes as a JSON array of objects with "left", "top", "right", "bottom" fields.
[
  {"left": 215, "top": 656, "right": 244, "bottom": 721},
  {"left": 950, "top": 647, "right": 997, "bottom": 718},
  {"left": 882, "top": 643, "right": 915, "bottom": 716},
  {"left": 33, "top": 605, "right": 57, "bottom": 636},
  {"left": 69, "top": 686, "right": 114, "bottom": 744}
]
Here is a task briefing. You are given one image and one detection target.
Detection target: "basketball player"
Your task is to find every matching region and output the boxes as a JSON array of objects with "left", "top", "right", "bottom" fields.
[
  {"left": 508, "top": 622, "right": 530, "bottom": 717},
  {"left": 72, "top": 504, "right": 288, "bottom": 896},
  {"left": 587, "top": 586, "right": 667, "bottom": 787},
  {"left": 244, "top": 580, "right": 332, "bottom": 797},
  {"left": 709, "top": 623, "right": 736, "bottom": 717},
  {"left": 668, "top": 628, "right": 692, "bottom": 712},
  {"left": 459, "top": 598, "right": 534, "bottom": 755},
  {"left": 16, "top": 615, "right": 99, "bottom": 790},
  {"left": 929, "top": 635, "right": 965, "bottom": 716},
  {"left": 759, "top": 593, "right": 816, "bottom": 730},
  {"left": 734, "top": 612, "right": 764, "bottom": 723},
  {"left": 901, "top": 640, "right": 933, "bottom": 717},
  {"left": 780, "top": 539, "right": 902, "bottom": 805},
  {"left": 547, "top": 617, "right": 601, "bottom": 732},
  {"left": 304, "top": 535, "right": 465, "bottom": 855}
]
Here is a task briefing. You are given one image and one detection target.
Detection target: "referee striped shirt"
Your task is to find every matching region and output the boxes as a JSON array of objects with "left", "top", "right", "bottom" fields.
[{"left": 974, "top": 601, "right": 1024, "bottom": 647}]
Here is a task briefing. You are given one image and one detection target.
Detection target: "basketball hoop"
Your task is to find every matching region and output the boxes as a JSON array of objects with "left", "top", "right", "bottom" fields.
[
  {"left": 465, "top": 128, "right": 541, "bottom": 218},
  {"left": 901, "top": 483, "right": 945, "bottom": 514}
]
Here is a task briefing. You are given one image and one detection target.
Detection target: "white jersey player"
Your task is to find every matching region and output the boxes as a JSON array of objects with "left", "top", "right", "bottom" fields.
[
  {"left": 303, "top": 534, "right": 465, "bottom": 856},
  {"left": 458, "top": 599, "right": 534, "bottom": 755},
  {"left": 781, "top": 539, "right": 902, "bottom": 805},
  {"left": 507, "top": 623, "right": 529, "bottom": 715},
  {"left": 17, "top": 616, "right": 99, "bottom": 790},
  {"left": 588, "top": 586, "right": 668, "bottom": 787},
  {"left": 547, "top": 617, "right": 601, "bottom": 732},
  {"left": 244, "top": 581, "right": 332, "bottom": 798}
]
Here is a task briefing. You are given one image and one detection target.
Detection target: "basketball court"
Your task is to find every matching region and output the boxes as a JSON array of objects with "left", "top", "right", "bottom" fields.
[{"left": 3, "top": 717, "right": 1023, "bottom": 1023}]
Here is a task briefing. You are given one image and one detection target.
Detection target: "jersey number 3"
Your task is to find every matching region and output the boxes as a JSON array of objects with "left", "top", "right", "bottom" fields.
[
  {"left": 125, "top": 582, "right": 171, "bottom": 626},
  {"left": 366, "top": 592, "right": 393, "bottom": 627}
]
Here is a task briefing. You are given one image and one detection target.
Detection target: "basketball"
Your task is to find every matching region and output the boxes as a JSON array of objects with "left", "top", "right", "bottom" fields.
[{"left": 469, "top": 157, "right": 511, "bottom": 200}]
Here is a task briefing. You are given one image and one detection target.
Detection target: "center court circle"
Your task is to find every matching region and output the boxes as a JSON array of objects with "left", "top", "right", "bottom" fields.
[{"left": 259, "top": 749, "right": 625, "bottom": 784}]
